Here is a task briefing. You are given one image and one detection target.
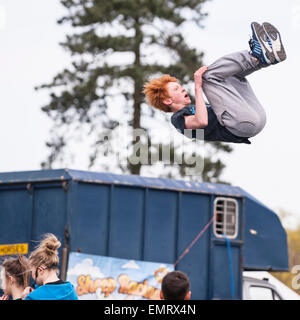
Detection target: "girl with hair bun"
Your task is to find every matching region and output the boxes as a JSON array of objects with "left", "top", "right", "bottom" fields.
[
  {"left": 0, "top": 255, "right": 30, "bottom": 300},
  {"left": 23, "top": 233, "right": 78, "bottom": 300}
]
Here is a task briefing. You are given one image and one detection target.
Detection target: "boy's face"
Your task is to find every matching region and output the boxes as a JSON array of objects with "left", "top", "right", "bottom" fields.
[{"left": 164, "top": 82, "right": 191, "bottom": 108}]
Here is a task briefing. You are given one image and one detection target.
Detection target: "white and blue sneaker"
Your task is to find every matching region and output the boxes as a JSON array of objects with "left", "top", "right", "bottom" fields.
[
  {"left": 248, "top": 22, "right": 275, "bottom": 65},
  {"left": 262, "top": 22, "right": 286, "bottom": 64}
]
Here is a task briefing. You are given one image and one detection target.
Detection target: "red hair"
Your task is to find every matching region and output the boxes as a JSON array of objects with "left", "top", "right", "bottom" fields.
[{"left": 143, "top": 75, "right": 178, "bottom": 112}]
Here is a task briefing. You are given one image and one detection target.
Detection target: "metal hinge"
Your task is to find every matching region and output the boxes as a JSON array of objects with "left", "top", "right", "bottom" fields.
[{"left": 62, "top": 181, "right": 69, "bottom": 192}]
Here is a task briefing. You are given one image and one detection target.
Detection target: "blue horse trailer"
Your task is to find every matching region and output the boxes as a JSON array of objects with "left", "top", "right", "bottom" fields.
[{"left": 0, "top": 169, "right": 288, "bottom": 300}]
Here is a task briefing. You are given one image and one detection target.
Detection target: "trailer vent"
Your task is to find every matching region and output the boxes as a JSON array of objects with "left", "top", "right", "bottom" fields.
[{"left": 214, "top": 197, "right": 238, "bottom": 239}]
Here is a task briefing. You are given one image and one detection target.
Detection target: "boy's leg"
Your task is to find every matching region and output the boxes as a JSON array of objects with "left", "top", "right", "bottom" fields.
[
  {"left": 220, "top": 75, "right": 267, "bottom": 137},
  {"left": 202, "top": 70, "right": 264, "bottom": 138},
  {"left": 202, "top": 50, "right": 262, "bottom": 83},
  {"left": 203, "top": 21, "right": 280, "bottom": 81},
  {"left": 201, "top": 22, "right": 285, "bottom": 138},
  {"left": 202, "top": 50, "right": 268, "bottom": 138}
]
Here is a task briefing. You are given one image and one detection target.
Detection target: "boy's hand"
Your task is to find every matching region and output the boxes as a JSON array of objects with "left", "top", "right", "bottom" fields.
[{"left": 194, "top": 66, "right": 208, "bottom": 88}]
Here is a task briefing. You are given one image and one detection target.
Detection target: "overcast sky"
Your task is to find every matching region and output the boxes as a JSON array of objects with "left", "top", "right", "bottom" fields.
[{"left": 0, "top": 0, "right": 300, "bottom": 227}]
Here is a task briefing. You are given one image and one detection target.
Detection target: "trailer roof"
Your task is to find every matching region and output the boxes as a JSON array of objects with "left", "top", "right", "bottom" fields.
[{"left": 0, "top": 168, "right": 269, "bottom": 209}]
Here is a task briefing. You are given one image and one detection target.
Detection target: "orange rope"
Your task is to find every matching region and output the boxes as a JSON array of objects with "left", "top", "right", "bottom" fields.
[{"left": 173, "top": 213, "right": 216, "bottom": 268}]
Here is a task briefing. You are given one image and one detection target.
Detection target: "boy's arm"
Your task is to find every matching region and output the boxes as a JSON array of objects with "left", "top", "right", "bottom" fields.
[{"left": 184, "top": 66, "right": 208, "bottom": 129}]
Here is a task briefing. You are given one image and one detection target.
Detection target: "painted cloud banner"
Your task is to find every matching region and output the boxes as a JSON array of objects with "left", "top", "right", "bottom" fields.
[{"left": 67, "top": 252, "right": 174, "bottom": 300}]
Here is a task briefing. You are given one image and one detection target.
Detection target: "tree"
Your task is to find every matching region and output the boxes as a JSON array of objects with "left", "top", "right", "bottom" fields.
[{"left": 38, "top": 0, "right": 233, "bottom": 182}]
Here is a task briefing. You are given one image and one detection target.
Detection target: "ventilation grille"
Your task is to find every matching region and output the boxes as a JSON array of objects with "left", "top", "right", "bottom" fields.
[{"left": 214, "top": 197, "right": 238, "bottom": 239}]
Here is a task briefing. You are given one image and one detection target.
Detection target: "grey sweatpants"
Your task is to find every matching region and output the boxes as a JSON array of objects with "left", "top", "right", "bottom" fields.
[{"left": 202, "top": 50, "right": 267, "bottom": 138}]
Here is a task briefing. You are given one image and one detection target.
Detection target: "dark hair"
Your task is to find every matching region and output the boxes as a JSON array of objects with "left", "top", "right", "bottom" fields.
[
  {"left": 161, "top": 271, "right": 190, "bottom": 300},
  {"left": 2, "top": 255, "right": 30, "bottom": 288}
]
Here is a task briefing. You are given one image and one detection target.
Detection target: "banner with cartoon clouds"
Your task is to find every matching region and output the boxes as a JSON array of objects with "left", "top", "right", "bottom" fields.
[{"left": 66, "top": 252, "right": 174, "bottom": 300}]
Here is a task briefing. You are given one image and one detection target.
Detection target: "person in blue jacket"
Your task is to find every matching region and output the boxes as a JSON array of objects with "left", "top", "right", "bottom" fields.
[{"left": 23, "top": 233, "right": 78, "bottom": 300}]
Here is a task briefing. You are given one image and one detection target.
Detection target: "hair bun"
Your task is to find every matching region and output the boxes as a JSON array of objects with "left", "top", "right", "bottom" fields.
[{"left": 41, "top": 233, "right": 61, "bottom": 256}]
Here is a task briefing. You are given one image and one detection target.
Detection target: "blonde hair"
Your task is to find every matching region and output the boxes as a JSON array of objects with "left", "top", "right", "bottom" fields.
[
  {"left": 2, "top": 255, "right": 30, "bottom": 288},
  {"left": 143, "top": 74, "right": 178, "bottom": 112},
  {"left": 29, "top": 233, "right": 61, "bottom": 269}
]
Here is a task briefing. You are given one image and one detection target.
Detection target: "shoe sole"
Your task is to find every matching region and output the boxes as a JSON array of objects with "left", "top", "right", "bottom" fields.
[
  {"left": 262, "top": 22, "right": 286, "bottom": 62},
  {"left": 251, "top": 22, "right": 275, "bottom": 64}
]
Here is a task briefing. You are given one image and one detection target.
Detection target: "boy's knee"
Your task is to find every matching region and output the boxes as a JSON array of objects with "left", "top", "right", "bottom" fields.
[
  {"left": 258, "top": 109, "right": 267, "bottom": 131},
  {"left": 237, "top": 111, "right": 265, "bottom": 137},
  {"left": 236, "top": 121, "right": 258, "bottom": 137}
]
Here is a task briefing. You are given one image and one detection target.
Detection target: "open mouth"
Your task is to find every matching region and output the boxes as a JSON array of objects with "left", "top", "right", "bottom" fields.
[{"left": 184, "top": 93, "right": 189, "bottom": 98}]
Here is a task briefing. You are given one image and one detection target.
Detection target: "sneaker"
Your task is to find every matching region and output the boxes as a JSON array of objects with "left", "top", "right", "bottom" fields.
[
  {"left": 249, "top": 22, "right": 275, "bottom": 65},
  {"left": 262, "top": 22, "right": 286, "bottom": 63}
]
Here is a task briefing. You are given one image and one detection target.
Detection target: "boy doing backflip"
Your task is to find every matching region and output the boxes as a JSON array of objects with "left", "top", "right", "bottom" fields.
[{"left": 143, "top": 22, "right": 286, "bottom": 144}]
